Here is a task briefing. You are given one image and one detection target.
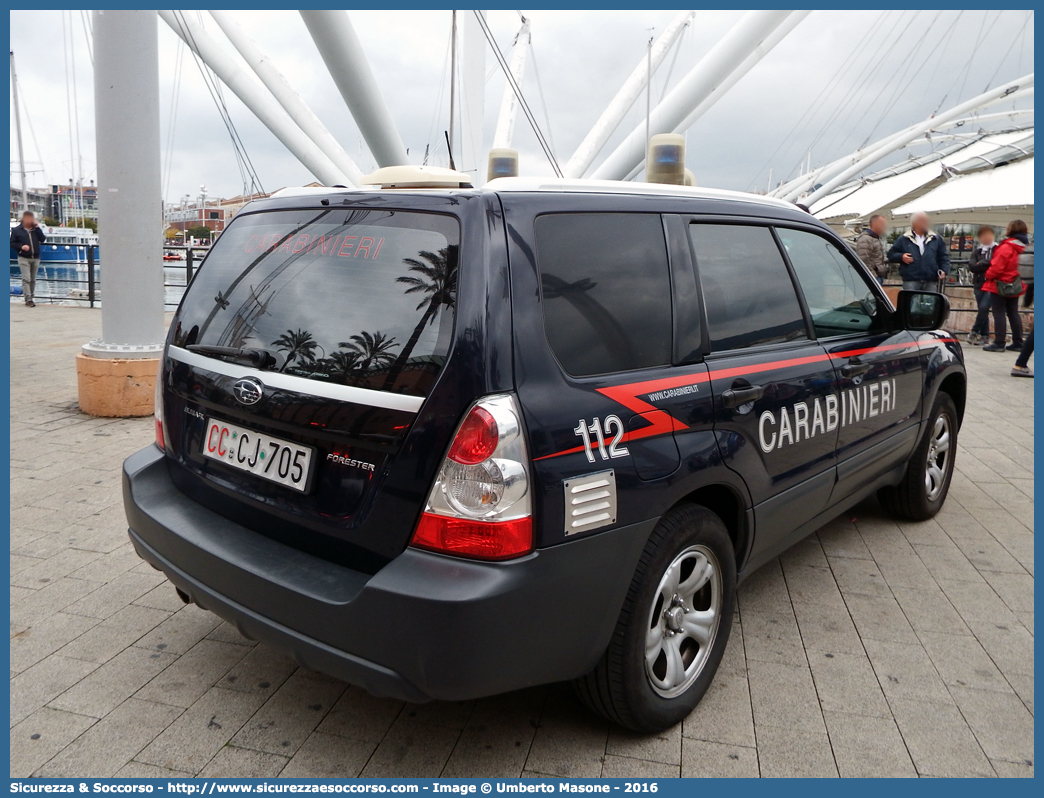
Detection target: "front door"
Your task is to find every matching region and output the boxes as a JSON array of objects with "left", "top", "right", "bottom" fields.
[
  {"left": 775, "top": 226, "right": 924, "bottom": 502},
  {"left": 688, "top": 222, "right": 839, "bottom": 569}
]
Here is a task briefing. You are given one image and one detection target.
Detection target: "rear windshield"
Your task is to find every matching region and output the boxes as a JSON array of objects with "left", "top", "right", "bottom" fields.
[{"left": 172, "top": 208, "right": 460, "bottom": 396}]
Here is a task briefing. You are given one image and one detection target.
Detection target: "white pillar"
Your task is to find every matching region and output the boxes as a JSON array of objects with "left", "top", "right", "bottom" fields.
[
  {"left": 564, "top": 10, "right": 693, "bottom": 179},
  {"left": 209, "top": 10, "right": 364, "bottom": 186},
  {"left": 300, "top": 10, "right": 409, "bottom": 168},
  {"left": 492, "top": 19, "right": 530, "bottom": 149},
  {"left": 78, "top": 10, "right": 164, "bottom": 417},
  {"left": 672, "top": 11, "right": 809, "bottom": 137},
  {"left": 592, "top": 10, "right": 794, "bottom": 181},
  {"left": 90, "top": 9, "right": 164, "bottom": 353},
  {"left": 158, "top": 10, "right": 350, "bottom": 187}
]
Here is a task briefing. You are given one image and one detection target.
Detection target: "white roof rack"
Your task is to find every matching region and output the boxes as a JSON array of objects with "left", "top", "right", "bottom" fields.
[{"left": 485, "top": 177, "right": 797, "bottom": 210}]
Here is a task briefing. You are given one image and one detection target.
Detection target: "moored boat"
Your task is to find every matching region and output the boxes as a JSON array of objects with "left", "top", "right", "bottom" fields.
[{"left": 9, "top": 221, "right": 99, "bottom": 263}]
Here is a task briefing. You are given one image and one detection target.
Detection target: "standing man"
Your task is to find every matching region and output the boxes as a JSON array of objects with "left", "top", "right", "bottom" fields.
[
  {"left": 887, "top": 211, "right": 950, "bottom": 292},
  {"left": 854, "top": 214, "right": 888, "bottom": 285},
  {"left": 10, "top": 210, "right": 46, "bottom": 307}
]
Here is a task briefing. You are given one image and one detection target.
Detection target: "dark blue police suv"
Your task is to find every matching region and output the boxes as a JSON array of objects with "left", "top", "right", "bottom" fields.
[{"left": 124, "top": 172, "right": 966, "bottom": 733}]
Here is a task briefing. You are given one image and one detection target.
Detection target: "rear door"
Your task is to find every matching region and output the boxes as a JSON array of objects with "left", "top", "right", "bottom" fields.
[
  {"left": 162, "top": 204, "right": 467, "bottom": 562},
  {"left": 687, "top": 221, "right": 840, "bottom": 568},
  {"left": 501, "top": 202, "right": 718, "bottom": 548},
  {"left": 775, "top": 226, "right": 923, "bottom": 500}
]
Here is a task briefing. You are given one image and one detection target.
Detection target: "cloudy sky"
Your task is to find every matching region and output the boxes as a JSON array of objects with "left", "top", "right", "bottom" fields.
[{"left": 9, "top": 9, "right": 1034, "bottom": 203}]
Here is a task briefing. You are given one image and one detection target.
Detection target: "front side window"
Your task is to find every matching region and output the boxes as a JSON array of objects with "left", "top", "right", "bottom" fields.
[
  {"left": 535, "top": 213, "right": 672, "bottom": 376},
  {"left": 776, "top": 227, "right": 883, "bottom": 338},
  {"left": 172, "top": 209, "right": 460, "bottom": 396},
  {"left": 688, "top": 224, "right": 807, "bottom": 352}
]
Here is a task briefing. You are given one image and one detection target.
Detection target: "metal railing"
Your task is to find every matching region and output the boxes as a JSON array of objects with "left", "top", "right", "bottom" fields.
[
  {"left": 11, "top": 243, "right": 211, "bottom": 308},
  {"left": 157, "top": 244, "right": 212, "bottom": 308}
]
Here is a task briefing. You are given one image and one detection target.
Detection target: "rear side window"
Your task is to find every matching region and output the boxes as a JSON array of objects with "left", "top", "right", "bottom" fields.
[
  {"left": 688, "top": 224, "right": 808, "bottom": 351},
  {"left": 535, "top": 213, "right": 672, "bottom": 376},
  {"left": 172, "top": 209, "right": 459, "bottom": 396}
]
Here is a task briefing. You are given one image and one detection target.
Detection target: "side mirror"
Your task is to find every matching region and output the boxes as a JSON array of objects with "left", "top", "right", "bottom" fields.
[{"left": 897, "top": 290, "right": 949, "bottom": 331}]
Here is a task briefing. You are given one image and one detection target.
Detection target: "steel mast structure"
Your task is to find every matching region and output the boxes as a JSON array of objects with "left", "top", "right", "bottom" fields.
[
  {"left": 775, "top": 77, "right": 1034, "bottom": 204},
  {"left": 617, "top": 10, "right": 809, "bottom": 183},
  {"left": 563, "top": 10, "right": 694, "bottom": 179},
  {"left": 592, "top": 10, "right": 797, "bottom": 181},
  {"left": 492, "top": 17, "right": 531, "bottom": 150},
  {"left": 10, "top": 50, "right": 28, "bottom": 212},
  {"left": 209, "top": 10, "right": 364, "bottom": 186},
  {"left": 300, "top": 10, "right": 409, "bottom": 169},
  {"left": 159, "top": 10, "right": 351, "bottom": 186},
  {"left": 458, "top": 11, "right": 487, "bottom": 183}
]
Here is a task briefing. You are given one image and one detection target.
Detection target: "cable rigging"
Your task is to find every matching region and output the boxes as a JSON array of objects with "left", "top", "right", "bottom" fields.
[
  {"left": 163, "top": 38, "right": 186, "bottom": 202},
  {"left": 79, "top": 10, "right": 93, "bottom": 65},
  {"left": 473, "top": 10, "right": 562, "bottom": 176},
  {"left": 528, "top": 39, "right": 557, "bottom": 159},
  {"left": 745, "top": 8, "right": 892, "bottom": 190},
  {"left": 844, "top": 11, "right": 960, "bottom": 151},
  {"left": 425, "top": 27, "right": 453, "bottom": 167},
  {"left": 171, "top": 10, "right": 264, "bottom": 197},
  {"left": 982, "top": 11, "right": 1032, "bottom": 92},
  {"left": 811, "top": 10, "right": 938, "bottom": 166}
]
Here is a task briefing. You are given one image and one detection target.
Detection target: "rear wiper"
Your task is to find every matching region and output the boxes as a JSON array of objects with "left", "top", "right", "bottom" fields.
[{"left": 186, "top": 344, "right": 278, "bottom": 370}]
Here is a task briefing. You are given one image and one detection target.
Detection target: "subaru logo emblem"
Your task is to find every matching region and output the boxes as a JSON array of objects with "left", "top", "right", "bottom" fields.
[{"left": 232, "top": 377, "right": 264, "bottom": 406}]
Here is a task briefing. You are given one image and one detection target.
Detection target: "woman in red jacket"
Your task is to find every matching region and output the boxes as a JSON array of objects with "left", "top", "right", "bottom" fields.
[{"left": 982, "top": 219, "right": 1028, "bottom": 352}]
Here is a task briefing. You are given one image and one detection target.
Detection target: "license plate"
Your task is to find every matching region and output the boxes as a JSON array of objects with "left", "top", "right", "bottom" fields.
[{"left": 202, "top": 418, "right": 313, "bottom": 492}]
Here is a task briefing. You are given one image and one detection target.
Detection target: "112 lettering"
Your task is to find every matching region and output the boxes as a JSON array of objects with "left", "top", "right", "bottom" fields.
[{"left": 573, "top": 415, "right": 629, "bottom": 462}]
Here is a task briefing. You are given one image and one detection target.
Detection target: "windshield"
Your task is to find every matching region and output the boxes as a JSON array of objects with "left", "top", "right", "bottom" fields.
[{"left": 171, "top": 208, "right": 460, "bottom": 396}]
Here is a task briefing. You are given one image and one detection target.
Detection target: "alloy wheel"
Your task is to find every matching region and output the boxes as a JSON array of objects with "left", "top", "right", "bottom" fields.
[
  {"left": 924, "top": 414, "right": 951, "bottom": 502},
  {"left": 644, "top": 544, "right": 723, "bottom": 699}
]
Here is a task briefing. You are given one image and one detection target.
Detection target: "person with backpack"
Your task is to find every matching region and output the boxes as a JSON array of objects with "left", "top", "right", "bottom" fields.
[
  {"left": 966, "top": 226, "right": 996, "bottom": 345},
  {"left": 982, "top": 219, "right": 1028, "bottom": 352}
]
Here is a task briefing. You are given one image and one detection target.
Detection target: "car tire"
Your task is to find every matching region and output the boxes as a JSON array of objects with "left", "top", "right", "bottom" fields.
[
  {"left": 573, "top": 503, "right": 736, "bottom": 733},
  {"left": 878, "top": 391, "right": 958, "bottom": 521}
]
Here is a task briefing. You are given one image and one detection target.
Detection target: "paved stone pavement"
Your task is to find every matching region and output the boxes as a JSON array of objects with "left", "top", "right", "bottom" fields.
[{"left": 10, "top": 304, "right": 1034, "bottom": 778}]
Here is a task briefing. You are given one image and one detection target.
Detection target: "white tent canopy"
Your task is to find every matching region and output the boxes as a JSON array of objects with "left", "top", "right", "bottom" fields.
[
  {"left": 892, "top": 157, "right": 1034, "bottom": 230},
  {"left": 811, "top": 130, "right": 1033, "bottom": 225}
]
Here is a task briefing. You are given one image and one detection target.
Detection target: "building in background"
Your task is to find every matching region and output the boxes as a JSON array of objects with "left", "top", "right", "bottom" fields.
[
  {"left": 165, "top": 200, "right": 225, "bottom": 234},
  {"left": 9, "top": 186, "right": 52, "bottom": 219},
  {"left": 51, "top": 182, "right": 98, "bottom": 224},
  {"left": 9, "top": 183, "right": 97, "bottom": 224},
  {"left": 218, "top": 190, "right": 273, "bottom": 220}
]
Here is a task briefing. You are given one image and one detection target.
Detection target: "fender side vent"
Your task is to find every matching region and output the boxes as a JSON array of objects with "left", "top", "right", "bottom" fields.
[{"left": 563, "top": 469, "right": 617, "bottom": 536}]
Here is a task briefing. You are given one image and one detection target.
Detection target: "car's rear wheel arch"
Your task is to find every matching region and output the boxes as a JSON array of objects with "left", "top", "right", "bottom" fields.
[{"left": 678, "top": 483, "right": 749, "bottom": 569}]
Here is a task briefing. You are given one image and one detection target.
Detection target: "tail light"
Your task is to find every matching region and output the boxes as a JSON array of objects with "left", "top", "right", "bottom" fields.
[
  {"left": 154, "top": 366, "right": 166, "bottom": 451},
  {"left": 411, "top": 394, "right": 533, "bottom": 560}
]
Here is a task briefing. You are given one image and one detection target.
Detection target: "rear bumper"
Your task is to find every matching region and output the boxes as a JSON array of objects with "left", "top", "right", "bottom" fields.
[{"left": 123, "top": 445, "right": 655, "bottom": 702}]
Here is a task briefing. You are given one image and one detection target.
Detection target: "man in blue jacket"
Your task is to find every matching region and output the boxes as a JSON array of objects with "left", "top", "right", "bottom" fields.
[
  {"left": 887, "top": 211, "right": 950, "bottom": 292},
  {"left": 10, "top": 211, "right": 46, "bottom": 307}
]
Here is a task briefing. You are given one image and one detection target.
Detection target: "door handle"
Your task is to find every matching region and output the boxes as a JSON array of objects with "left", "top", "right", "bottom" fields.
[
  {"left": 721, "top": 385, "right": 764, "bottom": 409},
  {"left": 841, "top": 359, "right": 872, "bottom": 379}
]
